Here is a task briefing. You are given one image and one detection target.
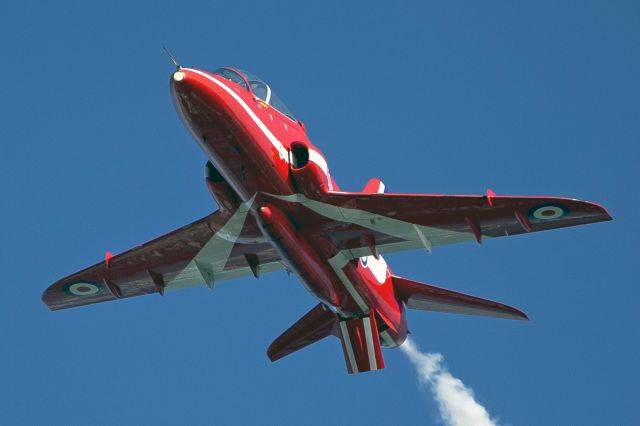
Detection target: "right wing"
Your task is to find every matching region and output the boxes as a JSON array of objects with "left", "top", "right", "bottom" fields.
[
  {"left": 266, "top": 191, "right": 611, "bottom": 260},
  {"left": 43, "top": 203, "right": 284, "bottom": 311}
]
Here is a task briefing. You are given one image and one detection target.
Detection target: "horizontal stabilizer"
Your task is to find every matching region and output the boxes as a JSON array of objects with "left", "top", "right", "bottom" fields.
[
  {"left": 393, "top": 275, "right": 528, "bottom": 320},
  {"left": 268, "top": 304, "right": 336, "bottom": 362}
]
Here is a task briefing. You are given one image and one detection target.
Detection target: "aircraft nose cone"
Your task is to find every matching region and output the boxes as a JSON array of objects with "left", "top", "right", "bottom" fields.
[{"left": 169, "top": 69, "right": 227, "bottom": 120}]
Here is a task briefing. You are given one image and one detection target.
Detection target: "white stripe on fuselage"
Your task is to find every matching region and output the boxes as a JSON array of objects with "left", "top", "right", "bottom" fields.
[
  {"left": 308, "top": 148, "right": 333, "bottom": 190},
  {"left": 186, "top": 68, "right": 289, "bottom": 163}
]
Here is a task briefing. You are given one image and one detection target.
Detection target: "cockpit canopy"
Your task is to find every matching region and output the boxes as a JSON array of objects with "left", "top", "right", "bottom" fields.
[{"left": 212, "top": 67, "right": 296, "bottom": 120}]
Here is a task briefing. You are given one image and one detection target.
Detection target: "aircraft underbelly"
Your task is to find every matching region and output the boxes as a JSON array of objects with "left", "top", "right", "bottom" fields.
[{"left": 255, "top": 203, "right": 358, "bottom": 311}]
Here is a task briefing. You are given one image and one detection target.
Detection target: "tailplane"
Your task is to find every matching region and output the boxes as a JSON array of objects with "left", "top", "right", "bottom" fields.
[
  {"left": 393, "top": 275, "right": 528, "bottom": 320},
  {"left": 267, "top": 303, "right": 336, "bottom": 362}
]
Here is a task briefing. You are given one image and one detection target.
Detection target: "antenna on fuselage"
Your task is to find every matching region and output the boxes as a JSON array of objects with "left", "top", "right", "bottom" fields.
[{"left": 162, "top": 46, "right": 182, "bottom": 70}]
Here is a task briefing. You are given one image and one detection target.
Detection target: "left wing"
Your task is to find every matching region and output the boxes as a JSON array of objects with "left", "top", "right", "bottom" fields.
[
  {"left": 266, "top": 191, "right": 612, "bottom": 260},
  {"left": 43, "top": 204, "right": 283, "bottom": 311}
]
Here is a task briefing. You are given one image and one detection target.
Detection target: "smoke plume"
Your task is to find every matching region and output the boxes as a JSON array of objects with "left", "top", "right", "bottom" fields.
[{"left": 400, "top": 338, "right": 499, "bottom": 426}]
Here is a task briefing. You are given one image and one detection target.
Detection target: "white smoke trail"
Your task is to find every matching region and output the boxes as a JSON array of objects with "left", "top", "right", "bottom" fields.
[{"left": 400, "top": 338, "right": 499, "bottom": 426}]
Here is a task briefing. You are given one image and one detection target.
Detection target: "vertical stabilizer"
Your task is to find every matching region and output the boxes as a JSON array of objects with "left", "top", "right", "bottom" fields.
[{"left": 338, "top": 312, "right": 385, "bottom": 374}]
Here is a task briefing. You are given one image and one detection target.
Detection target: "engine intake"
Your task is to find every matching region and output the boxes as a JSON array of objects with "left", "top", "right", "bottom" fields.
[
  {"left": 289, "top": 142, "right": 330, "bottom": 196},
  {"left": 290, "top": 142, "right": 309, "bottom": 169}
]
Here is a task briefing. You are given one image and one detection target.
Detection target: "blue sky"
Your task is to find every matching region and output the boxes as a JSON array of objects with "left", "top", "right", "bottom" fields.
[{"left": 1, "top": 1, "right": 638, "bottom": 424}]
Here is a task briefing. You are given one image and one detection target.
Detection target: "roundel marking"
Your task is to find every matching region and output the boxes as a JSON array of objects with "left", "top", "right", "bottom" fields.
[
  {"left": 65, "top": 281, "right": 100, "bottom": 296},
  {"left": 529, "top": 204, "right": 568, "bottom": 221}
]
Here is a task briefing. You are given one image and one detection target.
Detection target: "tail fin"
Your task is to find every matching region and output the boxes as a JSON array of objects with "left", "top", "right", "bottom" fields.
[
  {"left": 337, "top": 312, "right": 385, "bottom": 374},
  {"left": 393, "top": 275, "right": 528, "bottom": 320},
  {"left": 267, "top": 303, "right": 337, "bottom": 362},
  {"left": 362, "top": 178, "right": 385, "bottom": 194}
]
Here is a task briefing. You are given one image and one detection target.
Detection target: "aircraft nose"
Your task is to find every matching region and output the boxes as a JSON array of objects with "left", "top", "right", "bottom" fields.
[
  {"left": 169, "top": 68, "right": 240, "bottom": 134},
  {"left": 169, "top": 68, "right": 196, "bottom": 96},
  {"left": 169, "top": 69, "right": 195, "bottom": 99},
  {"left": 169, "top": 68, "right": 217, "bottom": 125},
  {"left": 169, "top": 68, "right": 223, "bottom": 115},
  {"left": 169, "top": 68, "right": 241, "bottom": 156},
  {"left": 169, "top": 69, "right": 213, "bottom": 146},
  {"left": 172, "top": 70, "right": 186, "bottom": 82}
]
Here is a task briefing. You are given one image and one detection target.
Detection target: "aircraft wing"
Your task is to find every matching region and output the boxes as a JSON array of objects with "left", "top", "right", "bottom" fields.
[
  {"left": 43, "top": 203, "right": 284, "bottom": 311},
  {"left": 268, "top": 191, "right": 612, "bottom": 260}
]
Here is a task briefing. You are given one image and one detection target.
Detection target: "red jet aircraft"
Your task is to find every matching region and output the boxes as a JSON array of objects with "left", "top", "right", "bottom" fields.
[{"left": 43, "top": 64, "right": 612, "bottom": 374}]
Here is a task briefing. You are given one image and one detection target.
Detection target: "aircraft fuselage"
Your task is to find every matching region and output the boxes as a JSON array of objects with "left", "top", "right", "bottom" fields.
[{"left": 170, "top": 68, "right": 407, "bottom": 349}]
